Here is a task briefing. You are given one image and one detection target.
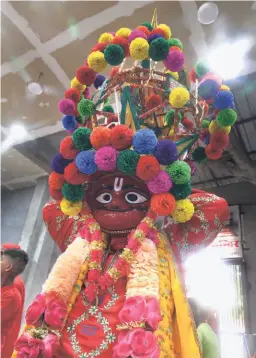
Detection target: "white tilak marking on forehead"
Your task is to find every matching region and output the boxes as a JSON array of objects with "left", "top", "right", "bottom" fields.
[{"left": 114, "top": 177, "right": 123, "bottom": 192}]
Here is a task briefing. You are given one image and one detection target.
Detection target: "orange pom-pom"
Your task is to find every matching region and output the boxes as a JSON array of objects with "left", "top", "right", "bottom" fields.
[
  {"left": 48, "top": 172, "right": 65, "bottom": 190},
  {"left": 60, "top": 136, "right": 79, "bottom": 160},
  {"left": 90, "top": 127, "right": 111, "bottom": 150},
  {"left": 170, "top": 46, "right": 182, "bottom": 52},
  {"left": 110, "top": 125, "right": 133, "bottom": 150},
  {"left": 110, "top": 67, "right": 119, "bottom": 78},
  {"left": 90, "top": 43, "right": 107, "bottom": 53},
  {"left": 210, "top": 131, "right": 229, "bottom": 150},
  {"left": 136, "top": 26, "right": 150, "bottom": 37},
  {"left": 151, "top": 28, "right": 167, "bottom": 39},
  {"left": 111, "top": 36, "right": 129, "bottom": 57},
  {"left": 64, "top": 88, "right": 81, "bottom": 104},
  {"left": 64, "top": 162, "right": 89, "bottom": 185},
  {"left": 49, "top": 188, "right": 63, "bottom": 201},
  {"left": 190, "top": 68, "right": 197, "bottom": 83},
  {"left": 145, "top": 94, "right": 162, "bottom": 110},
  {"left": 150, "top": 193, "right": 176, "bottom": 216},
  {"left": 136, "top": 156, "right": 160, "bottom": 181},
  {"left": 205, "top": 144, "right": 223, "bottom": 160}
]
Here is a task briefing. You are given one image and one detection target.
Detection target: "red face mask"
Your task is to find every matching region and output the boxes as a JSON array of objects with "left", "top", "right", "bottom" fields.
[{"left": 86, "top": 173, "right": 151, "bottom": 235}]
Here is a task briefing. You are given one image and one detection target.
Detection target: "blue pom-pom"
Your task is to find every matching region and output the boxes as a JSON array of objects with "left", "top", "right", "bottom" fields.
[
  {"left": 198, "top": 79, "right": 220, "bottom": 100},
  {"left": 62, "top": 115, "right": 77, "bottom": 131},
  {"left": 214, "top": 90, "right": 234, "bottom": 110},
  {"left": 75, "top": 150, "right": 97, "bottom": 174},
  {"left": 154, "top": 140, "right": 178, "bottom": 165},
  {"left": 94, "top": 74, "right": 106, "bottom": 89},
  {"left": 204, "top": 135, "right": 210, "bottom": 145},
  {"left": 148, "top": 34, "right": 162, "bottom": 44},
  {"left": 132, "top": 129, "right": 158, "bottom": 154},
  {"left": 51, "top": 153, "right": 72, "bottom": 174}
]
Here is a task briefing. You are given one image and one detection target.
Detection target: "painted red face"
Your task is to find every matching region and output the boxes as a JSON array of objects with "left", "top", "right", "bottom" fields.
[{"left": 86, "top": 173, "right": 151, "bottom": 235}]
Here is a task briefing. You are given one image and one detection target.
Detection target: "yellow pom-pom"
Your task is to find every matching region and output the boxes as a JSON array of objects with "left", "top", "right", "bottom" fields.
[
  {"left": 60, "top": 198, "right": 82, "bottom": 216},
  {"left": 171, "top": 199, "right": 194, "bottom": 223},
  {"left": 165, "top": 70, "right": 179, "bottom": 81},
  {"left": 169, "top": 87, "right": 190, "bottom": 108},
  {"left": 220, "top": 85, "right": 230, "bottom": 91},
  {"left": 71, "top": 77, "right": 86, "bottom": 92},
  {"left": 209, "top": 120, "right": 231, "bottom": 134},
  {"left": 87, "top": 51, "right": 107, "bottom": 72},
  {"left": 158, "top": 24, "right": 172, "bottom": 39},
  {"left": 130, "top": 38, "right": 149, "bottom": 61},
  {"left": 116, "top": 27, "right": 131, "bottom": 39},
  {"left": 98, "top": 32, "right": 114, "bottom": 44}
]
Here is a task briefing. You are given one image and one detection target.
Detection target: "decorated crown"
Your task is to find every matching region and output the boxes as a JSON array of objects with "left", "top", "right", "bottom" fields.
[{"left": 49, "top": 11, "right": 237, "bottom": 223}]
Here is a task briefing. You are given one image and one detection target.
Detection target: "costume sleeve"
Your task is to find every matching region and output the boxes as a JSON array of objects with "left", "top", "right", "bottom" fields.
[
  {"left": 43, "top": 201, "right": 88, "bottom": 253},
  {"left": 171, "top": 189, "right": 229, "bottom": 261},
  {"left": 1, "top": 290, "right": 17, "bottom": 322}
]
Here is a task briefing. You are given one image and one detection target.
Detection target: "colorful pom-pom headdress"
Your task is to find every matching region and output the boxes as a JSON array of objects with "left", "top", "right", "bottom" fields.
[{"left": 49, "top": 13, "right": 237, "bottom": 224}]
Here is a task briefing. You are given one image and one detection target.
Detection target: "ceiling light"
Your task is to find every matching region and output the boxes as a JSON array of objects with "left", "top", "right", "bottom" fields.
[
  {"left": 1, "top": 98, "right": 8, "bottom": 103},
  {"left": 28, "top": 82, "right": 43, "bottom": 95},
  {"left": 9, "top": 123, "right": 28, "bottom": 141},
  {"left": 198, "top": 2, "right": 219, "bottom": 25}
]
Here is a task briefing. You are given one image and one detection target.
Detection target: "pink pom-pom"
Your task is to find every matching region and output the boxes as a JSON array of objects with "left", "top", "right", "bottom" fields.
[
  {"left": 147, "top": 170, "right": 172, "bottom": 194},
  {"left": 163, "top": 49, "right": 184, "bottom": 72},
  {"left": 128, "top": 30, "right": 147, "bottom": 44},
  {"left": 58, "top": 99, "right": 75, "bottom": 115},
  {"left": 95, "top": 146, "right": 117, "bottom": 171}
]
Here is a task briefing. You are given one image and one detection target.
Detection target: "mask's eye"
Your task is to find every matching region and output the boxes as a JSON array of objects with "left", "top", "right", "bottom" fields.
[
  {"left": 125, "top": 192, "right": 148, "bottom": 204},
  {"left": 96, "top": 193, "right": 112, "bottom": 204}
]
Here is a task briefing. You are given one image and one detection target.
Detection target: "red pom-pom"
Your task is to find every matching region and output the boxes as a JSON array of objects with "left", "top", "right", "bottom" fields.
[
  {"left": 90, "top": 127, "right": 111, "bottom": 149},
  {"left": 64, "top": 88, "right": 80, "bottom": 104},
  {"left": 76, "top": 66, "right": 97, "bottom": 86},
  {"left": 151, "top": 28, "right": 167, "bottom": 39},
  {"left": 90, "top": 43, "right": 107, "bottom": 54},
  {"left": 64, "top": 162, "right": 89, "bottom": 185},
  {"left": 136, "top": 156, "right": 160, "bottom": 181},
  {"left": 110, "top": 67, "right": 119, "bottom": 78},
  {"left": 48, "top": 172, "right": 65, "bottom": 190},
  {"left": 136, "top": 26, "right": 150, "bottom": 37},
  {"left": 182, "top": 117, "right": 194, "bottom": 131},
  {"left": 111, "top": 36, "right": 129, "bottom": 57},
  {"left": 59, "top": 136, "right": 78, "bottom": 159},
  {"left": 73, "top": 108, "right": 80, "bottom": 118},
  {"left": 210, "top": 131, "right": 229, "bottom": 150},
  {"left": 170, "top": 46, "right": 182, "bottom": 52},
  {"left": 110, "top": 125, "right": 133, "bottom": 150},
  {"left": 189, "top": 68, "right": 197, "bottom": 83},
  {"left": 49, "top": 188, "right": 63, "bottom": 201},
  {"left": 150, "top": 193, "right": 176, "bottom": 216},
  {"left": 206, "top": 99, "right": 214, "bottom": 105},
  {"left": 205, "top": 144, "right": 223, "bottom": 160},
  {"left": 145, "top": 94, "right": 162, "bottom": 110}
]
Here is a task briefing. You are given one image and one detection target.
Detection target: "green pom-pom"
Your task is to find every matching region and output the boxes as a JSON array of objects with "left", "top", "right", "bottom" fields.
[
  {"left": 149, "top": 38, "right": 169, "bottom": 61},
  {"left": 194, "top": 61, "right": 210, "bottom": 78},
  {"left": 76, "top": 115, "right": 86, "bottom": 124},
  {"left": 102, "top": 104, "right": 115, "bottom": 113},
  {"left": 117, "top": 149, "right": 140, "bottom": 174},
  {"left": 77, "top": 99, "right": 96, "bottom": 117},
  {"left": 171, "top": 182, "right": 192, "bottom": 200},
  {"left": 141, "top": 21, "right": 153, "bottom": 31},
  {"left": 166, "top": 161, "right": 191, "bottom": 184},
  {"left": 104, "top": 44, "right": 124, "bottom": 66},
  {"left": 201, "top": 119, "right": 210, "bottom": 128},
  {"left": 141, "top": 59, "right": 150, "bottom": 69},
  {"left": 62, "top": 183, "right": 84, "bottom": 202},
  {"left": 192, "top": 147, "right": 207, "bottom": 163},
  {"left": 164, "top": 110, "right": 182, "bottom": 126},
  {"left": 216, "top": 109, "right": 237, "bottom": 127},
  {"left": 168, "top": 38, "right": 183, "bottom": 50},
  {"left": 72, "top": 127, "right": 92, "bottom": 151}
]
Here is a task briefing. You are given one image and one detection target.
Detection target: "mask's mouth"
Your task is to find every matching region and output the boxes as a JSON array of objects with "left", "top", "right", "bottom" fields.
[{"left": 101, "top": 228, "right": 133, "bottom": 235}]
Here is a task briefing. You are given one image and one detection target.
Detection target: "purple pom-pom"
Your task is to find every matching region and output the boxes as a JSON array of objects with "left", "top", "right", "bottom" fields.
[
  {"left": 62, "top": 115, "right": 77, "bottom": 131},
  {"left": 185, "top": 159, "right": 196, "bottom": 175},
  {"left": 95, "top": 146, "right": 117, "bottom": 171},
  {"left": 163, "top": 50, "right": 184, "bottom": 72},
  {"left": 147, "top": 170, "right": 172, "bottom": 194},
  {"left": 198, "top": 79, "right": 220, "bottom": 100},
  {"left": 51, "top": 153, "right": 72, "bottom": 174},
  {"left": 148, "top": 34, "right": 163, "bottom": 43},
  {"left": 58, "top": 98, "right": 75, "bottom": 115},
  {"left": 128, "top": 30, "right": 147, "bottom": 44},
  {"left": 75, "top": 150, "right": 97, "bottom": 174},
  {"left": 154, "top": 140, "right": 178, "bottom": 165},
  {"left": 94, "top": 74, "right": 106, "bottom": 89},
  {"left": 213, "top": 90, "right": 234, "bottom": 110}
]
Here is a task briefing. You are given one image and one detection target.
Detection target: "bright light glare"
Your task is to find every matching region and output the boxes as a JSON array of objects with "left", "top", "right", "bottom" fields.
[
  {"left": 28, "top": 82, "right": 43, "bottom": 95},
  {"left": 9, "top": 123, "right": 28, "bottom": 141},
  {"left": 208, "top": 38, "right": 252, "bottom": 80}
]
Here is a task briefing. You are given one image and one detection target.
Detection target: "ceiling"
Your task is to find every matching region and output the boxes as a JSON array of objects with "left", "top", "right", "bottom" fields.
[{"left": 1, "top": 1, "right": 256, "bottom": 189}]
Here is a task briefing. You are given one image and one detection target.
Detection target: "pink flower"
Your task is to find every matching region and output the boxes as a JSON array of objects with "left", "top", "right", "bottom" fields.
[
  {"left": 44, "top": 298, "right": 67, "bottom": 329},
  {"left": 41, "top": 334, "right": 60, "bottom": 358},
  {"left": 15, "top": 333, "right": 44, "bottom": 358},
  {"left": 114, "top": 329, "right": 160, "bottom": 358},
  {"left": 146, "top": 298, "right": 162, "bottom": 330},
  {"left": 25, "top": 294, "right": 46, "bottom": 325},
  {"left": 118, "top": 296, "right": 148, "bottom": 323}
]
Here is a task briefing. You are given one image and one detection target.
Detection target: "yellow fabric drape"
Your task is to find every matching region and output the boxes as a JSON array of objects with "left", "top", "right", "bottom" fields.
[{"left": 155, "top": 233, "right": 202, "bottom": 358}]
